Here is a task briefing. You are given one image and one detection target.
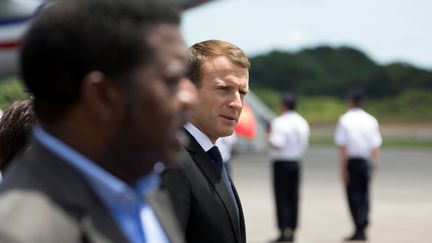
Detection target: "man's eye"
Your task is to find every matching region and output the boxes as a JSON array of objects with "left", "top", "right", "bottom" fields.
[{"left": 217, "top": 86, "right": 229, "bottom": 92}]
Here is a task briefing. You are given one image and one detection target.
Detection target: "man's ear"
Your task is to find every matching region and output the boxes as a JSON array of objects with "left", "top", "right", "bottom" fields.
[{"left": 80, "top": 71, "right": 123, "bottom": 122}]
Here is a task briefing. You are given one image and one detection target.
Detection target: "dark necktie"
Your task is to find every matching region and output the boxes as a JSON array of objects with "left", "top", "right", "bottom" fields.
[
  {"left": 206, "top": 146, "right": 240, "bottom": 221},
  {"left": 206, "top": 146, "right": 224, "bottom": 174}
]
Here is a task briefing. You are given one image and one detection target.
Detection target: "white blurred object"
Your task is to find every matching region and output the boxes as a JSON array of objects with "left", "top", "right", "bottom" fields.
[
  {"left": 216, "top": 133, "right": 237, "bottom": 163},
  {"left": 0, "top": 0, "right": 43, "bottom": 75}
]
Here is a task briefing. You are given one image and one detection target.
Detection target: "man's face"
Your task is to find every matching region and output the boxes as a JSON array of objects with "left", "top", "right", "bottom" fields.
[
  {"left": 188, "top": 55, "right": 249, "bottom": 143},
  {"left": 110, "top": 23, "right": 195, "bottom": 176}
]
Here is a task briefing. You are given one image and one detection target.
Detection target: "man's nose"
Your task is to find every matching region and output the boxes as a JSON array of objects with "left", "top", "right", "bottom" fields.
[{"left": 229, "top": 91, "right": 243, "bottom": 110}]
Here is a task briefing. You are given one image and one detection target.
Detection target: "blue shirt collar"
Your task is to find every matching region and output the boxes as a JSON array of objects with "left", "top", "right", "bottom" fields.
[
  {"left": 33, "top": 126, "right": 167, "bottom": 243},
  {"left": 32, "top": 126, "right": 160, "bottom": 201}
]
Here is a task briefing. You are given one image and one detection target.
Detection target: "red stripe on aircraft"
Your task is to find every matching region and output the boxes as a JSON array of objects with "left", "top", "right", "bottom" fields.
[{"left": 0, "top": 40, "right": 20, "bottom": 50}]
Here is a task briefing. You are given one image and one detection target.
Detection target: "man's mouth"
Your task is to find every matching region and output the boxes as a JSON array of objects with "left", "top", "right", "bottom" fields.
[{"left": 220, "top": 114, "right": 237, "bottom": 123}]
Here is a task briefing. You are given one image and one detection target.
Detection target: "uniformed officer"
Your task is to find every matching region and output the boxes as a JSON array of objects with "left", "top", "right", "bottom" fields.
[
  {"left": 268, "top": 92, "right": 310, "bottom": 242},
  {"left": 334, "top": 89, "right": 382, "bottom": 241}
]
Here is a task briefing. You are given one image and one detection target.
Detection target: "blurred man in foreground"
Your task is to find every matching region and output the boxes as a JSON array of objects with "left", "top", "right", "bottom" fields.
[
  {"left": 0, "top": 0, "right": 194, "bottom": 242},
  {"left": 162, "top": 39, "right": 249, "bottom": 243},
  {"left": 334, "top": 89, "right": 382, "bottom": 241}
]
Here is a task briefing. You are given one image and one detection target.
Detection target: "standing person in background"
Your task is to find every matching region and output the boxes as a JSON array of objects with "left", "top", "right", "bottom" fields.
[
  {"left": 268, "top": 92, "right": 309, "bottom": 242},
  {"left": 0, "top": 0, "right": 194, "bottom": 242},
  {"left": 334, "top": 89, "right": 382, "bottom": 241},
  {"left": 162, "top": 39, "right": 249, "bottom": 243}
]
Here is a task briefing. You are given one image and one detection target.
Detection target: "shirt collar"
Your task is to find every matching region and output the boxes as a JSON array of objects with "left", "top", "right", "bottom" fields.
[
  {"left": 282, "top": 111, "right": 296, "bottom": 116},
  {"left": 32, "top": 126, "right": 159, "bottom": 204},
  {"left": 184, "top": 122, "right": 216, "bottom": 152},
  {"left": 348, "top": 107, "right": 363, "bottom": 112}
]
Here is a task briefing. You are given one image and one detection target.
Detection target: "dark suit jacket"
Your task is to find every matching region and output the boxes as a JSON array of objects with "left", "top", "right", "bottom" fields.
[
  {"left": 162, "top": 130, "right": 246, "bottom": 243},
  {"left": 0, "top": 137, "right": 184, "bottom": 243}
]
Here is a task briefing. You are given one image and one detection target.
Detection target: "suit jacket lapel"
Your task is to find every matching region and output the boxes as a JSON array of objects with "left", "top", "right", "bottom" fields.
[
  {"left": 146, "top": 190, "right": 185, "bottom": 243},
  {"left": 230, "top": 179, "right": 246, "bottom": 243},
  {"left": 183, "top": 130, "right": 242, "bottom": 242}
]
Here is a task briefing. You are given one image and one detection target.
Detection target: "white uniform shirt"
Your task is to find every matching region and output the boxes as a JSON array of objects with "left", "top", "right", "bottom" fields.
[
  {"left": 334, "top": 108, "right": 382, "bottom": 159},
  {"left": 216, "top": 133, "right": 237, "bottom": 162},
  {"left": 269, "top": 111, "right": 310, "bottom": 161}
]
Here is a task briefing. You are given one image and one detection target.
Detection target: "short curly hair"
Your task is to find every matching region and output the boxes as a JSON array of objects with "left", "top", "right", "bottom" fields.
[{"left": 0, "top": 99, "right": 37, "bottom": 171}]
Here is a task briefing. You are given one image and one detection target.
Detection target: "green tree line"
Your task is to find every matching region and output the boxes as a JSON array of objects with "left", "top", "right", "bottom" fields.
[
  {"left": 250, "top": 46, "right": 432, "bottom": 98},
  {"left": 250, "top": 45, "right": 432, "bottom": 123}
]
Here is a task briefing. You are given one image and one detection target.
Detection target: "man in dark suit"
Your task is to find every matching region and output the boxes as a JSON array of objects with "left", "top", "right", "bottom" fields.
[
  {"left": 162, "top": 39, "right": 250, "bottom": 243},
  {"left": 0, "top": 0, "right": 194, "bottom": 242}
]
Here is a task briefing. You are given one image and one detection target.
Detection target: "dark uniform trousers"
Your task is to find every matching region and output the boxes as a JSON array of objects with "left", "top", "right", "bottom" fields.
[
  {"left": 347, "top": 158, "right": 370, "bottom": 231},
  {"left": 272, "top": 160, "right": 300, "bottom": 230}
]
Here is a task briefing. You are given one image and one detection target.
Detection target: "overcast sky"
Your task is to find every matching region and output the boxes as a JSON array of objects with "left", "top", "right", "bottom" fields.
[{"left": 181, "top": 0, "right": 432, "bottom": 70}]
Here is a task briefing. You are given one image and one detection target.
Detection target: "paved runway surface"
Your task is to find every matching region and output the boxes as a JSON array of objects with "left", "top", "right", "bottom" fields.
[{"left": 230, "top": 148, "right": 432, "bottom": 243}]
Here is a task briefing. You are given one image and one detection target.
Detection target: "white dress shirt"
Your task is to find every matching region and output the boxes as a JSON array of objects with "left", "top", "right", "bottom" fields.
[
  {"left": 334, "top": 108, "right": 382, "bottom": 159},
  {"left": 269, "top": 111, "right": 310, "bottom": 161},
  {"left": 184, "top": 123, "right": 216, "bottom": 152}
]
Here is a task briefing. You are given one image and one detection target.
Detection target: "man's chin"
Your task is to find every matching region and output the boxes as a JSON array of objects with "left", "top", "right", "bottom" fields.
[{"left": 219, "top": 127, "right": 236, "bottom": 137}]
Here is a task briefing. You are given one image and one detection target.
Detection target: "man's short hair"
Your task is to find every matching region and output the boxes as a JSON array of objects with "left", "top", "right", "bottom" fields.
[
  {"left": 187, "top": 39, "right": 250, "bottom": 87},
  {"left": 20, "top": 0, "right": 180, "bottom": 122},
  {"left": 282, "top": 92, "right": 297, "bottom": 110},
  {"left": 346, "top": 89, "right": 364, "bottom": 106},
  {"left": 0, "top": 99, "right": 37, "bottom": 171}
]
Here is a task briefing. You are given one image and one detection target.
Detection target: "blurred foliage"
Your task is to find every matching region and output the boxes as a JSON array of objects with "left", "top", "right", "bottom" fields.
[
  {"left": 253, "top": 88, "right": 281, "bottom": 112},
  {"left": 298, "top": 96, "right": 346, "bottom": 123},
  {"left": 366, "top": 89, "right": 432, "bottom": 122},
  {"left": 309, "top": 136, "right": 432, "bottom": 149},
  {"left": 0, "top": 76, "right": 28, "bottom": 110},
  {"left": 249, "top": 46, "right": 432, "bottom": 98},
  {"left": 250, "top": 45, "right": 432, "bottom": 124},
  {"left": 254, "top": 88, "right": 345, "bottom": 123},
  {"left": 253, "top": 87, "right": 432, "bottom": 124}
]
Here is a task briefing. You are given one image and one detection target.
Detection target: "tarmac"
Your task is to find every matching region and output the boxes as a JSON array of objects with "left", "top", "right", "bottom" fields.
[{"left": 230, "top": 148, "right": 432, "bottom": 243}]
